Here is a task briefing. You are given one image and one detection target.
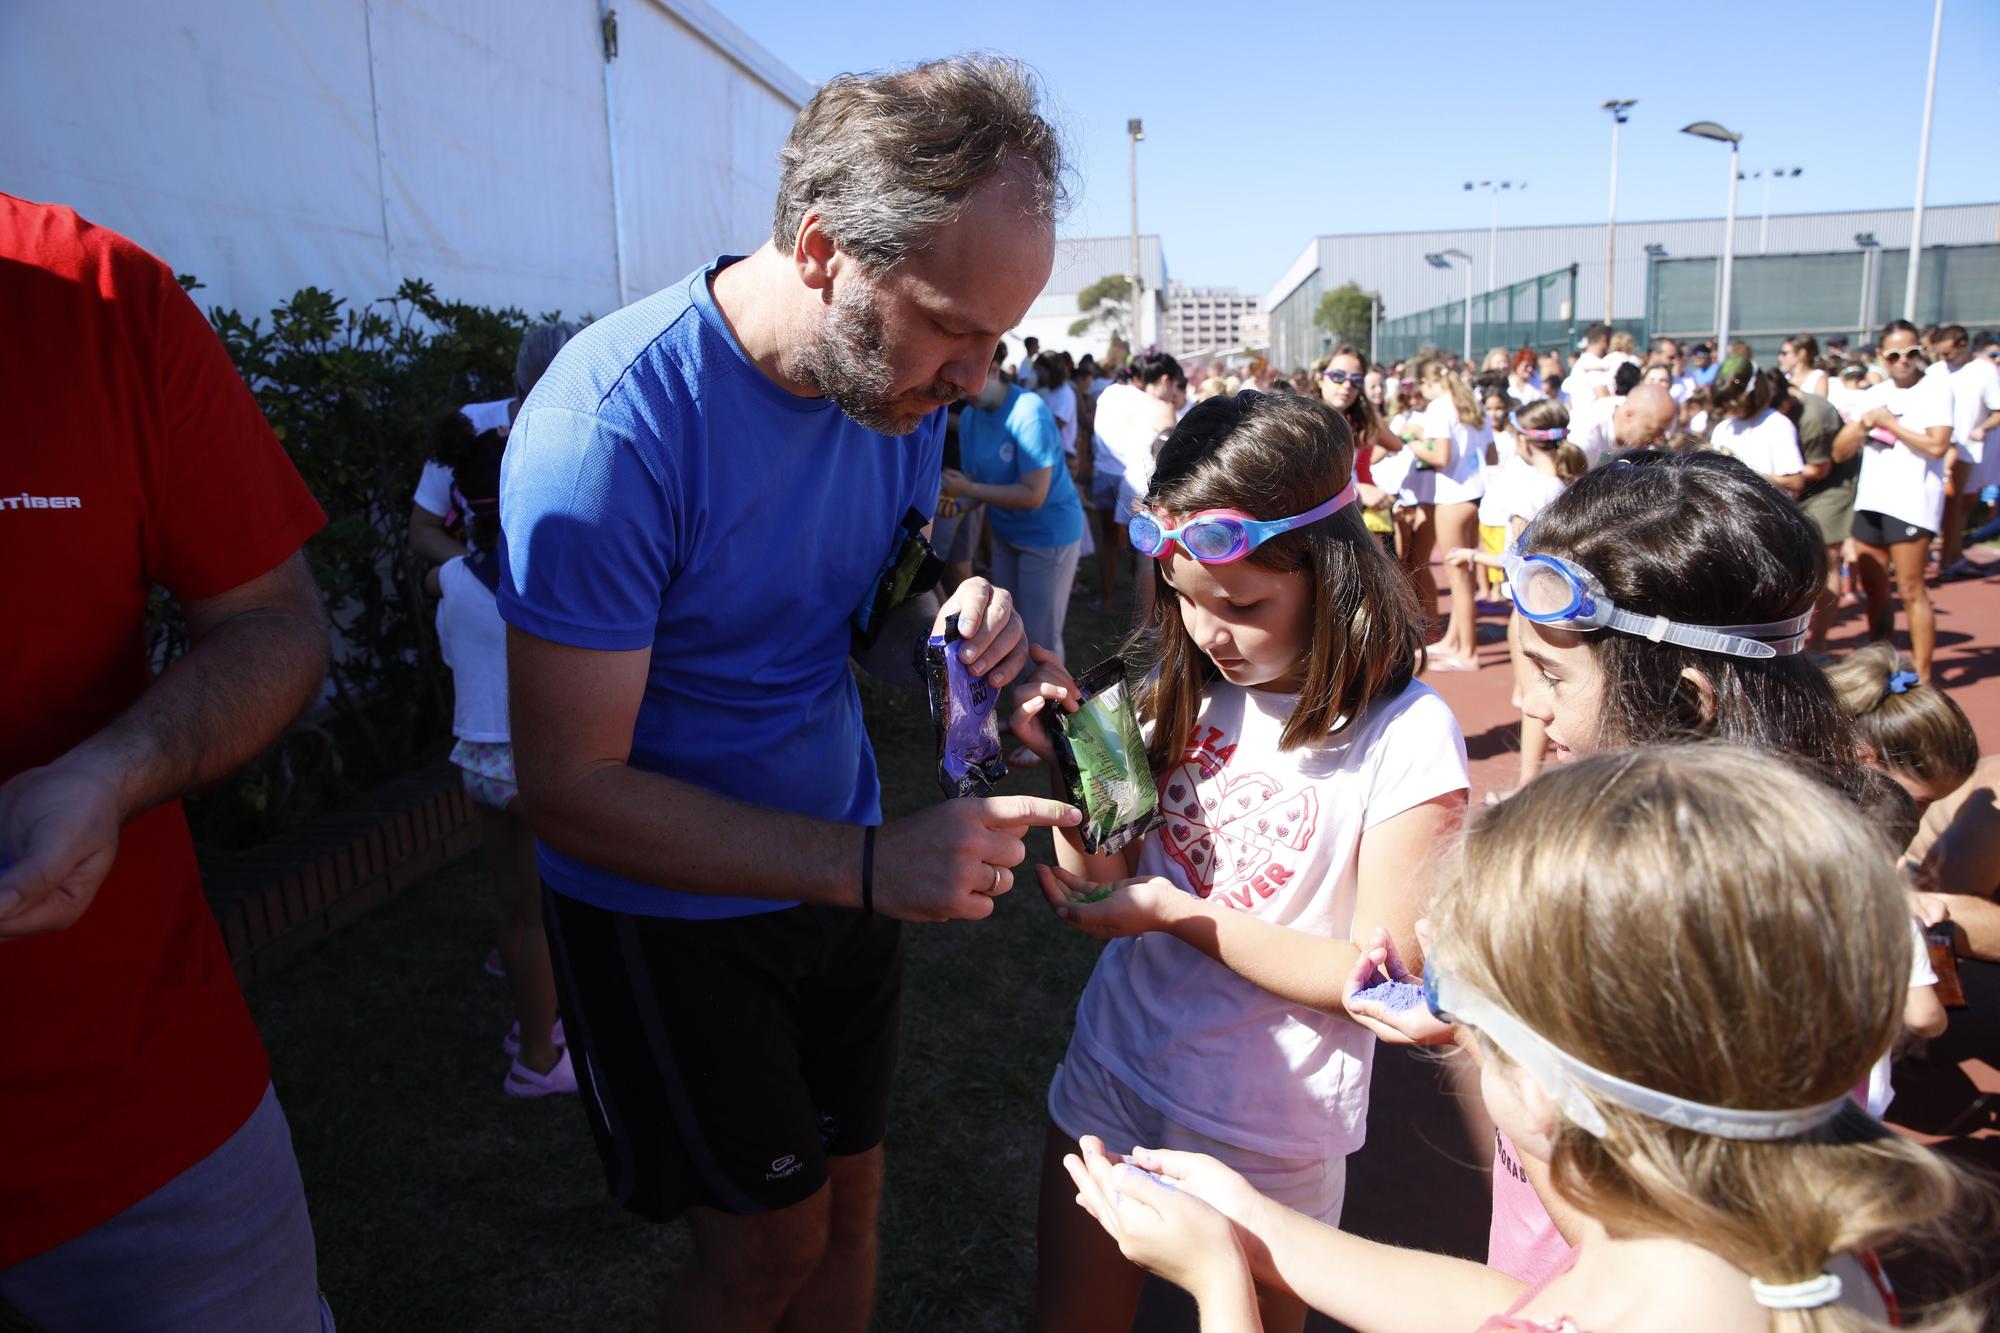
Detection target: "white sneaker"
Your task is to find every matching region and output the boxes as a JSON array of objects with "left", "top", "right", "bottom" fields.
[{"left": 504, "top": 1046, "right": 578, "bottom": 1099}]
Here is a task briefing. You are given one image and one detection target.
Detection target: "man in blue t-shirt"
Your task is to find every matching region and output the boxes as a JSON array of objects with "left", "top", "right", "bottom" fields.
[
  {"left": 496, "top": 56, "right": 1078, "bottom": 1332},
  {"left": 946, "top": 347, "right": 1086, "bottom": 679}
]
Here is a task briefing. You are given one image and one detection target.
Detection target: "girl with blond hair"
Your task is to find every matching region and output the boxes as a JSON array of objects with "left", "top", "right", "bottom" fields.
[
  {"left": 1064, "top": 744, "right": 1977, "bottom": 1331},
  {"left": 1409, "top": 359, "right": 1491, "bottom": 669}
]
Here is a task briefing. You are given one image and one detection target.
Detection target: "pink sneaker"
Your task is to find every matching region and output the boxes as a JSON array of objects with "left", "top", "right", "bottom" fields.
[
  {"left": 504, "top": 1046, "right": 578, "bottom": 1098},
  {"left": 501, "top": 1019, "right": 566, "bottom": 1058}
]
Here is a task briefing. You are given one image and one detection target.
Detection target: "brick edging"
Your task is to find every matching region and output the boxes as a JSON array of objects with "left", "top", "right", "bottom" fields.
[{"left": 201, "top": 758, "right": 482, "bottom": 985}]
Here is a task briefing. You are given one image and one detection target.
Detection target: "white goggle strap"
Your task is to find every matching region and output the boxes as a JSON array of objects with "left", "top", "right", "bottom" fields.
[{"left": 1445, "top": 984, "right": 1852, "bottom": 1142}]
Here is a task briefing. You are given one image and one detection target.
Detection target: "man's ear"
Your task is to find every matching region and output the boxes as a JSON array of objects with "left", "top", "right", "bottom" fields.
[
  {"left": 794, "top": 214, "right": 838, "bottom": 295},
  {"left": 1678, "top": 665, "right": 1717, "bottom": 727}
]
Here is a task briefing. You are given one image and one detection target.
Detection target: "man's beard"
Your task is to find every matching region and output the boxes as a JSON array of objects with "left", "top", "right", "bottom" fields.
[{"left": 800, "top": 281, "right": 954, "bottom": 436}]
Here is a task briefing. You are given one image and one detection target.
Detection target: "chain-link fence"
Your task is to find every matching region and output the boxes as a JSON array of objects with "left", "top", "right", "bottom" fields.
[
  {"left": 1374, "top": 266, "right": 1582, "bottom": 366},
  {"left": 1647, "top": 243, "right": 2000, "bottom": 362}
]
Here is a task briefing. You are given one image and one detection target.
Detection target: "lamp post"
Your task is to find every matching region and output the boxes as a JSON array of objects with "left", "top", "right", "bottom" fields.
[
  {"left": 1426, "top": 249, "right": 1473, "bottom": 362},
  {"left": 1742, "top": 167, "right": 1803, "bottom": 254},
  {"left": 1601, "top": 99, "right": 1636, "bottom": 326},
  {"left": 1856, "top": 231, "right": 1881, "bottom": 341},
  {"left": 1127, "top": 118, "right": 1144, "bottom": 355},
  {"left": 1464, "top": 179, "right": 1524, "bottom": 304},
  {"left": 1682, "top": 120, "right": 1742, "bottom": 353},
  {"left": 1905, "top": 0, "right": 1944, "bottom": 320}
]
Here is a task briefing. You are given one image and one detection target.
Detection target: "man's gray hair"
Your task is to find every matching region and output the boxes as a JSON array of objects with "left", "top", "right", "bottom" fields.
[
  {"left": 515, "top": 321, "right": 578, "bottom": 398},
  {"left": 772, "top": 55, "right": 1070, "bottom": 271}
]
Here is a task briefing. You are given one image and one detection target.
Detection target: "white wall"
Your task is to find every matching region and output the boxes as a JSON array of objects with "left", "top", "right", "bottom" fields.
[{"left": 1, "top": 0, "right": 809, "bottom": 321}]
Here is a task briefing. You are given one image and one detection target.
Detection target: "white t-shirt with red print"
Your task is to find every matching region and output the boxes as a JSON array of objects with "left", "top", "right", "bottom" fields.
[{"left": 1068, "top": 679, "right": 1469, "bottom": 1158}]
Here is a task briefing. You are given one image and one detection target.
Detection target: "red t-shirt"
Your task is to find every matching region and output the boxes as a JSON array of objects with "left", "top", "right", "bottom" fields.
[{"left": 0, "top": 195, "right": 327, "bottom": 1266}]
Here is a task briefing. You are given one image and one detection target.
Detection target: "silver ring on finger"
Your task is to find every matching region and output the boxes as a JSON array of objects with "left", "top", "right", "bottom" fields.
[{"left": 989, "top": 864, "right": 1003, "bottom": 894}]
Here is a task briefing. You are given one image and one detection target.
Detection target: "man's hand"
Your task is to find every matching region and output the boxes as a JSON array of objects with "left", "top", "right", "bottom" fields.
[
  {"left": 934, "top": 577, "right": 1030, "bottom": 688},
  {"left": 0, "top": 755, "right": 126, "bottom": 939},
  {"left": 872, "top": 794, "right": 1080, "bottom": 922}
]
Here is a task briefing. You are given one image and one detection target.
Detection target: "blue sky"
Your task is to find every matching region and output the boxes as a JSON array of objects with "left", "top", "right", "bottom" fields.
[{"left": 734, "top": 0, "right": 1999, "bottom": 298}]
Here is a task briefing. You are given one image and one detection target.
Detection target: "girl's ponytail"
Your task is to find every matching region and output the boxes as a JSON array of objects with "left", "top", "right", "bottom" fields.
[
  {"left": 1420, "top": 359, "right": 1484, "bottom": 427},
  {"left": 1825, "top": 643, "right": 1980, "bottom": 795}
]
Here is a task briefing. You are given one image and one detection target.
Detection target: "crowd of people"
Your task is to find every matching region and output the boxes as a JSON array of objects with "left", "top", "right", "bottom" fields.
[{"left": 4, "top": 51, "right": 1997, "bottom": 1333}]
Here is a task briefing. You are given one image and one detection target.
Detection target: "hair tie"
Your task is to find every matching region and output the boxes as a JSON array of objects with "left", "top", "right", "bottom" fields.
[
  {"left": 1888, "top": 670, "right": 1920, "bottom": 695},
  {"left": 1749, "top": 1272, "right": 1842, "bottom": 1311}
]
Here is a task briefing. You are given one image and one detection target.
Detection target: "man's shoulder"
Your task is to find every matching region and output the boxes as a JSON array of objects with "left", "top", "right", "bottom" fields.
[{"left": 520, "top": 271, "right": 723, "bottom": 429}]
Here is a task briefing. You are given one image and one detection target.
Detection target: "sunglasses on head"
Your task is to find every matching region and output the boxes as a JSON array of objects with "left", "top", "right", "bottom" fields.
[{"left": 1320, "top": 369, "right": 1364, "bottom": 386}]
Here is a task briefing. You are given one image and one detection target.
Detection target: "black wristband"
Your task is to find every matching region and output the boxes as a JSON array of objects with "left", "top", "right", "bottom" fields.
[{"left": 860, "top": 825, "right": 876, "bottom": 917}]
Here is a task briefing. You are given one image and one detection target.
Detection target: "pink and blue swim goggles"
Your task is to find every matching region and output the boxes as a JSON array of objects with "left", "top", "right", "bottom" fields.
[{"left": 1130, "top": 476, "right": 1359, "bottom": 565}]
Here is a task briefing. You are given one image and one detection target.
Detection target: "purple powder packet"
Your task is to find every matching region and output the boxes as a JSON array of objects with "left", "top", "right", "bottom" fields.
[
  {"left": 1350, "top": 978, "right": 1426, "bottom": 1014},
  {"left": 924, "top": 619, "right": 1006, "bottom": 798}
]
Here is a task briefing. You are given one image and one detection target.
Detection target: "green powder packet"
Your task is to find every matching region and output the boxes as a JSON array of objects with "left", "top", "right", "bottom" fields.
[{"left": 1051, "top": 658, "right": 1163, "bottom": 856}]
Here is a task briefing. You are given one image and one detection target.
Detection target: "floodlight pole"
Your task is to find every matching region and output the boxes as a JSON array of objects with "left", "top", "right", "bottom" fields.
[
  {"left": 1602, "top": 100, "right": 1635, "bottom": 326},
  {"left": 1904, "top": 0, "right": 1943, "bottom": 320},
  {"left": 1128, "top": 118, "right": 1144, "bottom": 354}
]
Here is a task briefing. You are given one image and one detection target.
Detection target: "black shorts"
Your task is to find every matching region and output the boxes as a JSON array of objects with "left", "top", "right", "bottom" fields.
[
  {"left": 543, "top": 888, "right": 902, "bottom": 1220},
  {"left": 1851, "top": 508, "right": 1933, "bottom": 547}
]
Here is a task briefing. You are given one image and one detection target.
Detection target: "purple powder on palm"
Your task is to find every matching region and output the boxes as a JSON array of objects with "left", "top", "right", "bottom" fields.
[{"left": 1351, "top": 979, "right": 1426, "bottom": 1013}]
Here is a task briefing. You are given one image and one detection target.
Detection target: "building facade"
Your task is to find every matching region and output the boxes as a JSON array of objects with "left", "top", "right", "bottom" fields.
[
  {"left": 1263, "top": 203, "right": 2000, "bottom": 371},
  {"left": 1162, "top": 282, "right": 1260, "bottom": 359}
]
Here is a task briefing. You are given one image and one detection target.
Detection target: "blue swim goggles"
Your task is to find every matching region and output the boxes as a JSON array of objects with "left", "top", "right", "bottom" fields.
[
  {"left": 1130, "top": 476, "right": 1358, "bottom": 565},
  {"left": 1502, "top": 543, "right": 1811, "bottom": 659}
]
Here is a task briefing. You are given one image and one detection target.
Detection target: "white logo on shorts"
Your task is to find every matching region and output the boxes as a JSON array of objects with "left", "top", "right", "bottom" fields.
[{"left": 765, "top": 1154, "right": 802, "bottom": 1182}]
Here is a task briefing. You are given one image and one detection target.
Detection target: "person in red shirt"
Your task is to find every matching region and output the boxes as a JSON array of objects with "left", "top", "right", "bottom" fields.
[{"left": 0, "top": 194, "right": 334, "bottom": 1330}]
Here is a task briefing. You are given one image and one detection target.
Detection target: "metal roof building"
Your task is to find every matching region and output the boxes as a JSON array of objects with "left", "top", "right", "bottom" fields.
[{"left": 1264, "top": 203, "right": 2000, "bottom": 370}]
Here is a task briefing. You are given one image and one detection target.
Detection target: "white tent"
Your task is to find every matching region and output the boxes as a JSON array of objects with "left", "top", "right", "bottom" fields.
[{"left": 2, "top": 0, "right": 813, "bottom": 321}]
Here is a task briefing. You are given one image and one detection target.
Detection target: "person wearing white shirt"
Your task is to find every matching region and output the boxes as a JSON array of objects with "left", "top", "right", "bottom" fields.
[
  {"left": 1036, "top": 356, "right": 1079, "bottom": 457},
  {"left": 1832, "top": 321, "right": 1956, "bottom": 682},
  {"left": 1094, "top": 353, "right": 1183, "bottom": 621},
  {"left": 1408, "top": 361, "right": 1491, "bottom": 669},
  {"left": 1016, "top": 335, "right": 1042, "bottom": 387},
  {"left": 1707, "top": 364, "right": 1806, "bottom": 498},
  {"left": 1779, "top": 333, "right": 1830, "bottom": 398},
  {"left": 1930, "top": 325, "right": 2000, "bottom": 578},
  {"left": 1565, "top": 323, "right": 1619, "bottom": 403},
  {"left": 1568, "top": 384, "right": 1678, "bottom": 466}
]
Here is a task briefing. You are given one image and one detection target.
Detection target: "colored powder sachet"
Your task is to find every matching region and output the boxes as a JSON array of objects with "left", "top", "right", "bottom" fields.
[
  {"left": 923, "top": 617, "right": 1006, "bottom": 799},
  {"left": 1051, "top": 658, "right": 1163, "bottom": 856},
  {"left": 1351, "top": 979, "right": 1427, "bottom": 1014}
]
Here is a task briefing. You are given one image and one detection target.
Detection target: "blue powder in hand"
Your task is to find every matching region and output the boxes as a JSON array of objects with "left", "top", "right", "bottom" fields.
[{"left": 1351, "top": 979, "right": 1426, "bottom": 1013}]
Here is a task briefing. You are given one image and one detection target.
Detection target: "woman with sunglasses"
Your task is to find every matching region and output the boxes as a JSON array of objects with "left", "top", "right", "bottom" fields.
[
  {"left": 1834, "top": 320, "right": 1956, "bottom": 683},
  {"left": 1011, "top": 391, "right": 1468, "bottom": 1333},
  {"left": 1313, "top": 344, "right": 1396, "bottom": 526}
]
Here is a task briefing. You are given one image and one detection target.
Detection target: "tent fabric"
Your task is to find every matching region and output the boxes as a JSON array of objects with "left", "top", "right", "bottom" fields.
[{"left": 2, "top": 0, "right": 808, "bottom": 322}]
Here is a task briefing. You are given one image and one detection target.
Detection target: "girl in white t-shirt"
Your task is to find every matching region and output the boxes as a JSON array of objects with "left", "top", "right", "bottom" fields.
[
  {"left": 1706, "top": 364, "right": 1806, "bottom": 497},
  {"left": 1013, "top": 391, "right": 1469, "bottom": 1333},
  {"left": 423, "top": 415, "right": 574, "bottom": 1099},
  {"left": 1410, "top": 360, "right": 1491, "bottom": 670},
  {"left": 1447, "top": 400, "right": 1584, "bottom": 797}
]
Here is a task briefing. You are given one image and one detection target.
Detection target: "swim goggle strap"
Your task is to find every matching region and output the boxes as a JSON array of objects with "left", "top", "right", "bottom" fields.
[
  {"left": 1130, "top": 476, "right": 1358, "bottom": 565},
  {"left": 1425, "top": 966, "right": 1852, "bottom": 1142},
  {"left": 1502, "top": 549, "right": 1812, "bottom": 659},
  {"left": 1508, "top": 410, "right": 1568, "bottom": 443}
]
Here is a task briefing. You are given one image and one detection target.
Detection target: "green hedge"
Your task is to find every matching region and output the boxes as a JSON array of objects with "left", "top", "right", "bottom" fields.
[{"left": 164, "top": 277, "right": 561, "bottom": 858}]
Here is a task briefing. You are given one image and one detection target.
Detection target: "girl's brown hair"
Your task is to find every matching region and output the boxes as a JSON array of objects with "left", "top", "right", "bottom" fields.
[
  {"left": 1133, "top": 392, "right": 1422, "bottom": 773},
  {"left": 1418, "top": 358, "right": 1484, "bottom": 426},
  {"left": 1510, "top": 398, "right": 1586, "bottom": 484},
  {"left": 1826, "top": 643, "right": 1980, "bottom": 793},
  {"left": 1434, "top": 745, "right": 1979, "bottom": 1331}
]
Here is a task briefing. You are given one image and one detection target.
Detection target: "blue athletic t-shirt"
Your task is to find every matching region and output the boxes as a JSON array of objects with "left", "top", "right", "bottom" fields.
[
  {"left": 496, "top": 256, "right": 945, "bottom": 919},
  {"left": 957, "top": 385, "right": 1084, "bottom": 548}
]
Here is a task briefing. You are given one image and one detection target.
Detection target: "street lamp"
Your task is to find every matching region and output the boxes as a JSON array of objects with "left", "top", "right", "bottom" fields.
[
  {"left": 1128, "top": 118, "right": 1144, "bottom": 355},
  {"left": 1682, "top": 120, "right": 1743, "bottom": 353},
  {"left": 1426, "top": 249, "right": 1473, "bottom": 362},
  {"left": 1601, "top": 99, "right": 1636, "bottom": 325},
  {"left": 1464, "top": 179, "right": 1524, "bottom": 302},
  {"left": 1906, "top": 0, "right": 1944, "bottom": 320},
  {"left": 1740, "top": 167, "right": 1803, "bottom": 254}
]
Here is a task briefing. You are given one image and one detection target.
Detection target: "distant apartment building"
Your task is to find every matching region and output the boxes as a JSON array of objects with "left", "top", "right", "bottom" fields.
[{"left": 1164, "top": 281, "right": 1260, "bottom": 358}]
